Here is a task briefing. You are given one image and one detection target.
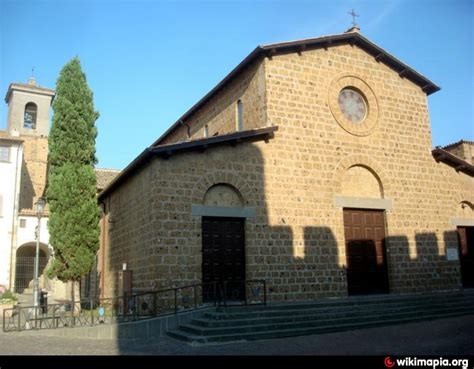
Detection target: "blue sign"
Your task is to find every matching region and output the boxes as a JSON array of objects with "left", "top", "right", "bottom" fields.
[{"left": 98, "top": 307, "right": 105, "bottom": 317}]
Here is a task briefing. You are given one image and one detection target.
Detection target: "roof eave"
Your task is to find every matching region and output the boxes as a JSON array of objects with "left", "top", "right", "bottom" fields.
[
  {"left": 98, "top": 126, "right": 278, "bottom": 201},
  {"left": 151, "top": 46, "right": 264, "bottom": 147},
  {"left": 432, "top": 148, "right": 474, "bottom": 176}
]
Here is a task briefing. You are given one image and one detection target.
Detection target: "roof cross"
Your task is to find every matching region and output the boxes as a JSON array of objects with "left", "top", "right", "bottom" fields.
[{"left": 348, "top": 9, "right": 359, "bottom": 27}]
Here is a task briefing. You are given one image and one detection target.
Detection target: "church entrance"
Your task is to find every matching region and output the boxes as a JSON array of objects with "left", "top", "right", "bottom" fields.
[
  {"left": 343, "top": 209, "right": 389, "bottom": 295},
  {"left": 202, "top": 217, "right": 246, "bottom": 302},
  {"left": 457, "top": 226, "right": 474, "bottom": 288}
]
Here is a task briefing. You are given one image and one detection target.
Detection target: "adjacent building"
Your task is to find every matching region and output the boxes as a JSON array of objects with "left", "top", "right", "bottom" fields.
[{"left": 0, "top": 78, "right": 119, "bottom": 301}]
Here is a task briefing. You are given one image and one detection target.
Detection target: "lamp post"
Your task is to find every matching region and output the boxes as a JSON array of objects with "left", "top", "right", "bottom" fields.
[{"left": 33, "top": 197, "right": 46, "bottom": 307}]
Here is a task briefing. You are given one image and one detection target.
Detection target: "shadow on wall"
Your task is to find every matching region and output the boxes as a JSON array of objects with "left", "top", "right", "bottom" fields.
[
  {"left": 18, "top": 158, "right": 35, "bottom": 212},
  {"left": 386, "top": 232, "right": 461, "bottom": 293}
]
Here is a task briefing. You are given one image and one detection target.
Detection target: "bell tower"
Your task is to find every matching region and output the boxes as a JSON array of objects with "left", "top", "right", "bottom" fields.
[
  {"left": 5, "top": 77, "right": 55, "bottom": 137},
  {"left": 4, "top": 78, "right": 55, "bottom": 212}
]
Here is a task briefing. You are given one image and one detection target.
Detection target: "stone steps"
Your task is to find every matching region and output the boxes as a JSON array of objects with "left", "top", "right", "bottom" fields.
[{"left": 167, "top": 290, "right": 474, "bottom": 344}]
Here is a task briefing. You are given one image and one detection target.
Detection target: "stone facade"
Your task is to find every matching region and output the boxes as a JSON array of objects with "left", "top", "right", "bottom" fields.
[
  {"left": 444, "top": 140, "right": 474, "bottom": 165},
  {"left": 98, "top": 30, "right": 474, "bottom": 301}
]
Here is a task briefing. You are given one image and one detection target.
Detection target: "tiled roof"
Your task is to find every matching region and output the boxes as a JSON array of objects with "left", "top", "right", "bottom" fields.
[
  {"left": 442, "top": 140, "right": 474, "bottom": 151},
  {"left": 95, "top": 168, "right": 121, "bottom": 190}
]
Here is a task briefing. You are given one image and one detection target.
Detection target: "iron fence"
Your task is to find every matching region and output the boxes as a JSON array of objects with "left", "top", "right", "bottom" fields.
[{"left": 3, "top": 279, "right": 266, "bottom": 332}]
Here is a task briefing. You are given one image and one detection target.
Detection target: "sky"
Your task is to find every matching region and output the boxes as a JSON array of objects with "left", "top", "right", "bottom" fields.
[{"left": 1, "top": 0, "right": 473, "bottom": 170}]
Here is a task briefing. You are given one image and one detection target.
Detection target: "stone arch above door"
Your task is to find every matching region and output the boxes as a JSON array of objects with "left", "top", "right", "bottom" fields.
[
  {"left": 204, "top": 184, "right": 244, "bottom": 207},
  {"left": 333, "top": 155, "right": 390, "bottom": 197},
  {"left": 333, "top": 155, "right": 393, "bottom": 211},
  {"left": 191, "top": 172, "right": 253, "bottom": 206}
]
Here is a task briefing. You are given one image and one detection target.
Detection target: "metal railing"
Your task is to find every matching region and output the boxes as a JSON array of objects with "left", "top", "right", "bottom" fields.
[{"left": 3, "top": 279, "right": 266, "bottom": 332}]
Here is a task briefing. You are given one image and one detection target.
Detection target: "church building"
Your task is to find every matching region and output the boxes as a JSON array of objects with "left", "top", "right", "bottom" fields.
[{"left": 97, "top": 27, "right": 474, "bottom": 302}]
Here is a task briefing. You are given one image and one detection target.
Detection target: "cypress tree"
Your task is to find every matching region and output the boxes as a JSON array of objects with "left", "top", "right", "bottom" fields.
[{"left": 47, "top": 57, "right": 100, "bottom": 304}]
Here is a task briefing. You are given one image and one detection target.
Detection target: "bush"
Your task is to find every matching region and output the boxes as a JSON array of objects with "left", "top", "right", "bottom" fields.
[{"left": 0, "top": 290, "right": 17, "bottom": 303}]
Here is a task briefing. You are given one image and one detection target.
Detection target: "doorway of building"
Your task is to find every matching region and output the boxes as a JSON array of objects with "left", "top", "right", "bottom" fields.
[
  {"left": 202, "top": 217, "right": 246, "bottom": 302},
  {"left": 14, "top": 244, "right": 48, "bottom": 293},
  {"left": 457, "top": 226, "right": 474, "bottom": 288},
  {"left": 343, "top": 209, "right": 389, "bottom": 295}
]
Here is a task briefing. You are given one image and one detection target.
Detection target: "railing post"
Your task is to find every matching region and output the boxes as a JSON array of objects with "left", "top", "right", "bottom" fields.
[
  {"left": 174, "top": 288, "right": 178, "bottom": 315},
  {"left": 263, "top": 280, "right": 267, "bottom": 306},
  {"left": 91, "top": 299, "right": 94, "bottom": 326},
  {"left": 224, "top": 281, "right": 227, "bottom": 308},
  {"left": 18, "top": 308, "right": 21, "bottom": 331},
  {"left": 194, "top": 285, "right": 197, "bottom": 309},
  {"left": 213, "top": 282, "right": 217, "bottom": 307},
  {"left": 2, "top": 310, "right": 5, "bottom": 332},
  {"left": 244, "top": 280, "right": 247, "bottom": 306},
  {"left": 52, "top": 304, "right": 56, "bottom": 328},
  {"left": 133, "top": 296, "right": 138, "bottom": 321},
  {"left": 34, "top": 306, "right": 38, "bottom": 329},
  {"left": 153, "top": 292, "right": 157, "bottom": 316}
]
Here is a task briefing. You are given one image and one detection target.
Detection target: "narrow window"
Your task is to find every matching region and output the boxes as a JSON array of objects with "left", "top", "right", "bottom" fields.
[
  {"left": 204, "top": 124, "right": 209, "bottom": 138},
  {"left": 0, "top": 146, "right": 9, "bottom": 162},
  {"left": 24, "top": 102, "right": 37, "bottom": 129},
  {"left": 20, "top": 219, "right": 26, "bottom": 228},
  {"left": 236, "top": 99, "right": 243, "bottom": 131}
]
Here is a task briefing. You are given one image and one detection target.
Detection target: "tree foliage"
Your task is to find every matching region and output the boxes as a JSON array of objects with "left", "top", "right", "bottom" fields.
[{"left": 47, "top": 57, "right": 100, "bottom": 283}]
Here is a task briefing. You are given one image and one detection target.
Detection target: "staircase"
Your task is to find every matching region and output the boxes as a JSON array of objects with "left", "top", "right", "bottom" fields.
[{"left": 168, "top": 290, "right": 474, "bottom": 344}]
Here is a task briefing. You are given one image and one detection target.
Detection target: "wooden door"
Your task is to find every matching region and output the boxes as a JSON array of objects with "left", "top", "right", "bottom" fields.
[
  {"left": 458, "top": 226, "right": 474, "bottom": 288},
  {"left": 202, "top": 217, "right": 246, "bottom": 302},
  {"left": 343, "top": 209, "right": 389, "bottom": 295}
]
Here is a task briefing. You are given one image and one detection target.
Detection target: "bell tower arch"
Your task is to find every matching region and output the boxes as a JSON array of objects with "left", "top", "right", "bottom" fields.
[{"left": 5, "top": 78, "right": 55, "bottom": 137}]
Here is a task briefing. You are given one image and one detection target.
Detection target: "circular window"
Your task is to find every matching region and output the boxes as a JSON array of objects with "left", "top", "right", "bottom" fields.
[
  {"left": 328, "top": 75, "right": 379, "bottom": 136},
  {"left": 338, "top": 88, "right": 367, "bottom": 123}
]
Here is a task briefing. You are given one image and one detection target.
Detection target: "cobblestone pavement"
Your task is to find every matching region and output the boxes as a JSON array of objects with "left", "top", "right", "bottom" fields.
[{"left": 0, "top": 315, "right": 473, "bottom": 356}]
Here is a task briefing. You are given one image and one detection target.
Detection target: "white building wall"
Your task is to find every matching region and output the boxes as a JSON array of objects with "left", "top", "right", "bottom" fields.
[
  {"left": 16, "top": 216, "right": 50, "bottom": 251},
  {"left": 0, "top": 141, "right": 23, "bottom": 289}
]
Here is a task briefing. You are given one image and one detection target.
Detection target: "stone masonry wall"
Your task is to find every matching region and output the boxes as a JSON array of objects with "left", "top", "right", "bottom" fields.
[
  {"left": 18, "top": 136, "right": 48, "bottom": 215},
  {"left": 263, "top": 43, "right": 474, "bottom": 295},
  {"left": 159, "top": 59, "right": 267, "bottom": 145},
  {"left": 445, "top": 142, "right": 474, "bottom": 165},
  {"left": 101, "top": 41, "right": 474, "bottom": 301}
]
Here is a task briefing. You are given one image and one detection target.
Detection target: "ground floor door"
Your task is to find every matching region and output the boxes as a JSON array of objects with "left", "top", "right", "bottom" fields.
[
  {"left": 343, "top": 209, "right": 389, "bottom": 295},
  {"left": 458, "top": 226, "right": 474, "bottom": 288},
  {"left": 202, "top": 217, "right": 245, "bottom": 302}
]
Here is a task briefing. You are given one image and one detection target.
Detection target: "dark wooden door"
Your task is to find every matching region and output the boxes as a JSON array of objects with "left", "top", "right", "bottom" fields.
[
  {"left": 458, "top": 226, "right": 474, "bottom": 288},
  {"left": 202, "top": 217, "right": 246, "bottom": 302},
  {"left": 343, "top": 209, "right": 389, "bottom": 295}
]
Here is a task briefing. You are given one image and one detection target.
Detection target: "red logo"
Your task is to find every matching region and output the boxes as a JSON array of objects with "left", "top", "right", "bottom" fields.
[{"left": 384, "top": 357, "right": 395, "bottom": 368}]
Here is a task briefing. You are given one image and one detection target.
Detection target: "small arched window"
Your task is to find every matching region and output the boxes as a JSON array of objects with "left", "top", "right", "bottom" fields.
[
  {"left": 24, "top": 102, "right": 37, "bottom": 129},
  {"left": 236, "top": 99, "right": 243, "bottom": 131}
]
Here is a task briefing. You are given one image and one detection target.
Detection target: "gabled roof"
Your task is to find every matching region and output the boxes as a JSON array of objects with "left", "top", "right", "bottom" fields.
[
  {"left": 152, "top": 30, "right": 440, "bottom": 147},
  {"left": 98, "top": 126, "right": 278, "bottom": 200}
]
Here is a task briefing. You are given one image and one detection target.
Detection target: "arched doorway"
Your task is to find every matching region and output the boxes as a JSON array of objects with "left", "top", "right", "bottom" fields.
[
  {"left": 201, "top": 184, "right": 246, "bottom": 302},
  {"left": 14, "top": 243, "right": 48, "bottom": 293}
]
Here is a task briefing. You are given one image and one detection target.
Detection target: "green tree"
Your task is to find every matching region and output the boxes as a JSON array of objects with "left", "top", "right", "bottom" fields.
[{"left": 47, "top": 57, "right": 100, "bottom": 305}]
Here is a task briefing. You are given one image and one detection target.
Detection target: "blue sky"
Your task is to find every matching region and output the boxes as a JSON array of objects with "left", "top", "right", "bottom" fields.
[{"left": 1, "top": 0, "right": 473, "bottom": 170}]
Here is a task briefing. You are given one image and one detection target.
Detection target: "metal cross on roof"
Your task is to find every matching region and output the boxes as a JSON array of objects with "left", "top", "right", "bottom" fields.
[{"left": 348, "top": 9, "right": 359, "bottom": 27}]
